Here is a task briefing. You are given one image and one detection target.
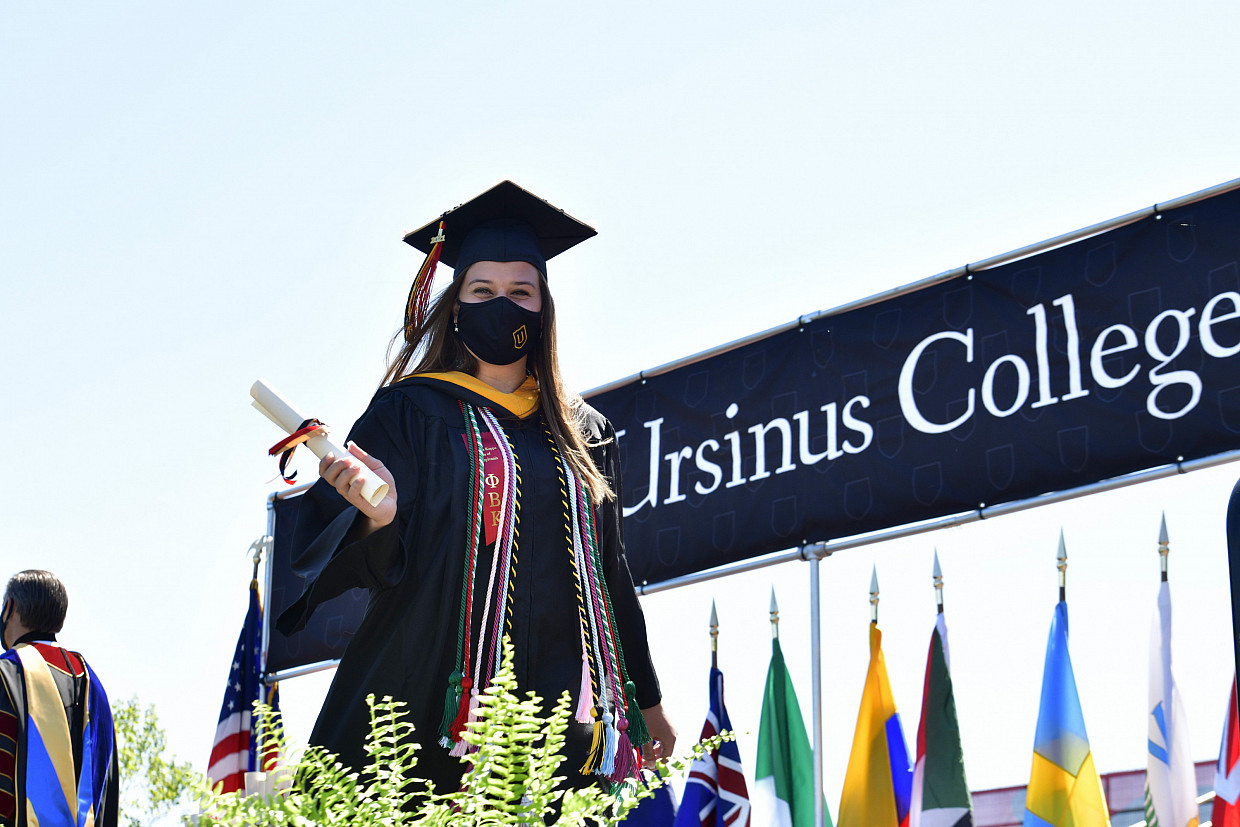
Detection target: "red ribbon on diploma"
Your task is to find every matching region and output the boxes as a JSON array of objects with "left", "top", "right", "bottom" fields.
[{"left": 268, "top": 418, "right": 328, "bottom": 484}]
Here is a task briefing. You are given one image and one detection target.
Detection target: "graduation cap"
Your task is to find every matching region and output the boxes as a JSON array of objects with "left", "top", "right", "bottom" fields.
[{"left": 401, "top": 180, "right": 597, "bottom": 336}]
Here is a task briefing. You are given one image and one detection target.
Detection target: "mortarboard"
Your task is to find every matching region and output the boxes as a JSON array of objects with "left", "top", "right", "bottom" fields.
[{"left": 401, "top": 181, "right": 597, "bottom": 336}]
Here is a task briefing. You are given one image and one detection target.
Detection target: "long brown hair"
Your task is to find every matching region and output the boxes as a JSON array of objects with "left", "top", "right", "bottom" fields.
[{"left": 381, "top": 271, "right": 614, "bottom": 502}]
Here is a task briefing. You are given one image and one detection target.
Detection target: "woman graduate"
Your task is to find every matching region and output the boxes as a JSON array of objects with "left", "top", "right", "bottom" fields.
[{"left": 277, "top": 181, "right": 675, "bottom": 794}]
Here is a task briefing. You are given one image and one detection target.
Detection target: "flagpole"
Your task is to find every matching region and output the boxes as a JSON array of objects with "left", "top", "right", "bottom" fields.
[
  {"left": 871, "top": 565, "right": 880, "bottom": 624},
  {"left": 1159, "top": 511, "right": 1169, "bottom": 582},
  {"left": 710, "top": 600, "right": 719, "bottom": 671},
  {"left": 933, "top": 549, "right": 944, "bottom": 614},
  {"left": 1057, "top": 530, "right": 1068, "bottom": 603},
  {"left": 810, "top": 555, "right": 825, "bottom": 827},
  {"left": 770, "top": 588, "right": 779, "bottom": 639}
]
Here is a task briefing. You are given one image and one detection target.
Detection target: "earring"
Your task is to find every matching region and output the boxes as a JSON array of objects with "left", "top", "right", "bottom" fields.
[{"left": 453, "top": 320, "right": 459, "bottom": 334}]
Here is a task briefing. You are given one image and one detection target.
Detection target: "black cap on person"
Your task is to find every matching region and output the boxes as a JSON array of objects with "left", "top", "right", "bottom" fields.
[{"left": 403, "top": 180, "right": 597, "bottom": 278}]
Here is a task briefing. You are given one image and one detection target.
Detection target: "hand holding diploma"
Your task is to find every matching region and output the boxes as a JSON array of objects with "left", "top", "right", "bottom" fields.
[
  {"left": 318, "top": 441, "right": 397, "bottom": 531},
  {"left": 250, "top": 380, "right": 397, "bottom": 528}
]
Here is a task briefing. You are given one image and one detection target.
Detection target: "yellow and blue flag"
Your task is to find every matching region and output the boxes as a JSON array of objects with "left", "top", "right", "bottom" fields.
[
  {"left": 838, "top": 622, "right": 912, "bottom": 827},
  {"left": 1023, "top": 601, "right": 1110, "bottom": 827}
]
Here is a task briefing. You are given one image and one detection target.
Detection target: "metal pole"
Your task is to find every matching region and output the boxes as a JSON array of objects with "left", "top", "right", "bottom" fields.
[
  {"left": 269, "top": 659, "right": 341, "bottom": 682},
  {"left": 628, "top": 449, "right": 1240, "bottom": 597},
  {"left": 810, "top": 555, "right": 824, "bottom": 827},
  {"left": 260, "top": 493, "right": 277, "bottom": 685}
]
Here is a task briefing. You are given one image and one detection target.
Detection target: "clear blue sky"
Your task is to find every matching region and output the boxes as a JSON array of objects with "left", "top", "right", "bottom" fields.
[{"left": 4, "top": 1, "right": 1240, "bottom": 818}]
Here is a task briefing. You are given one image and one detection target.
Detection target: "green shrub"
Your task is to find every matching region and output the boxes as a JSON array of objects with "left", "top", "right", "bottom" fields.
[{"left": 195, "top": 639, "right": 722, "bottom": 826}]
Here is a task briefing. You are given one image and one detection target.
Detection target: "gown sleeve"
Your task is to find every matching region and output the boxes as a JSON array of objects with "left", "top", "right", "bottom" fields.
[
  {"left": 276, "top": 389, "right": 423, "bottom": 636},
  {"left": 595, "top": 417, "right": 663, "bottom": 710}
]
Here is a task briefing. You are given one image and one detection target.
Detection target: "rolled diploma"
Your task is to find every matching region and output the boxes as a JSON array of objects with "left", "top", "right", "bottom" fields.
[{"left": 250, "top": 379, "right": 389, "bottom": 507}]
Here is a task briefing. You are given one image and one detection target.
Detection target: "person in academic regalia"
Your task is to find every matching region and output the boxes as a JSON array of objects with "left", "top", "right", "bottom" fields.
[
  {"left": 277, "top": 181, "right": 676, "bottom": 796},
  {"left": 0, "top": 569, "right": 119, "bottom": 827}
]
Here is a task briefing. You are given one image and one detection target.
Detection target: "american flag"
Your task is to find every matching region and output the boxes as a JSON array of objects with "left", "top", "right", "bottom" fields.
[
  {"left": 674, "top": 666, "right": 751, "bottom": 827},
  {"left": 207, "top": 579, "right": 279, "bottom": 794}
]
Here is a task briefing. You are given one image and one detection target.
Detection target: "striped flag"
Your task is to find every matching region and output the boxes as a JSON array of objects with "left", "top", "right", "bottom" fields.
[
  {"left": 911, "top": 613, "right": 972, "bottom": 827},
  {"left": 1144, "top": 580, "right": 1198, "bottom": 827},
  {"left": 674, "top": 665, "right": 751, "bottom": 827},
  {"left": 754, "top": 636, "right": 828, "bottom": 827},
  {"left": 838, "top": 622, "right": 913, "bottom": 827},
  {"left": 1023, "top": 601, "right": 1110, "bottom": 827},
  {"left": 207, "top": 579, "right": 279, "bottom": 794},
  {"left": 1213, "top": 677, "right": 1240, "bottom": 827}
]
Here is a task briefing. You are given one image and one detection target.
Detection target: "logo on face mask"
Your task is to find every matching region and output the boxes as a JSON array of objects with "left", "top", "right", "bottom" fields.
[{"left": 513, "top": 325, "right": 528, "bottom": 348}]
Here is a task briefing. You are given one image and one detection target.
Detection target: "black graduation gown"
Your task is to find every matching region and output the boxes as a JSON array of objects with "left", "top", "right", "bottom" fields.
[{"left": 276, "top": 374, "right": 661, "bottom": 794}]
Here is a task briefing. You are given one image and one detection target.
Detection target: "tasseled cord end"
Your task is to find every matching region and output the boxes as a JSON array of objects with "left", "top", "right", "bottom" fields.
[
  {"left": 575, "top": 654, "right": 594, "bottom": 724},
  {"left": 449, "top": 688, "right": 481, "bottom": 758},
  {"left": 623, "top": 680, "right": 651, "bottom": 749},
  {"left": 608, "top": 716, "right": 639, "bottom": 782},
  {"left": 579, "top": 706, "right": 605, "bottom": 775},
  {"left": 404, "top": 220, "right": 445, "bottom": 340},
  {"left": 438, "top": 671, "right": 463, "bottom": 747},
  {"left": 597, "top": 712, "right": 618, "bottom": 776},
  {"left": 446, "top": 675, "right": 474, "bottom": 748}
]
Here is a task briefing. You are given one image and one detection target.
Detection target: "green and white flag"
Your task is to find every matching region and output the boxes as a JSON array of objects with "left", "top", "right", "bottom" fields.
[
  {"left": 910, "top": 613, "right": 972, "bottom": 827},
  {"left": 754, "top": 636, "right": 830, "bottom": 827}
]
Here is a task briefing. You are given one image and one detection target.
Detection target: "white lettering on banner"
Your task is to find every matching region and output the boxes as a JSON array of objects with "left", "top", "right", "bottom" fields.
[
  {"left": 621, "top": 394, "right": 873, "bottom": 516},
  {"left": 617, "top": 285, "right": 1240, "bottom": 516},
  {"left": 900, "top": 289, "right": 1240, "bottom": 433},
  {"left": 899, "top": 329, "right": 975, "bottom": 434}
]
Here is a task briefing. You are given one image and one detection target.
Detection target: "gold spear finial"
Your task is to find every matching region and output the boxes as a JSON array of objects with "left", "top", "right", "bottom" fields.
[
  {"left": 933, "top": 549, "right": 944, "bottom": 614},
  {"left": 1158, "top": 512, "right": 1170, "bottom": 582},
  {"left": 1057, "top": 529, "right": 1068, "bottom": 603},
  {"left": 770, "top": 587, "right": 780, "bottom": 640},
  {"left": 870, "top": 565, "right": 880, "bottom": 624}
]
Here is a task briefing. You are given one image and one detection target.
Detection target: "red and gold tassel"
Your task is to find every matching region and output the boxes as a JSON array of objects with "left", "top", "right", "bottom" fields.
[{"left": 404, "top": 220, "right": 445, "bottom": 339}]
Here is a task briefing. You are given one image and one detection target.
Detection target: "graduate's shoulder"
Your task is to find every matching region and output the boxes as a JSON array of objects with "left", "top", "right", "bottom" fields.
[
  {"left": 571, "top": 397, "right": 615, "bottom": 443},
  {"left": 371, "top": 374, "right": 475, "bottom": 415}
]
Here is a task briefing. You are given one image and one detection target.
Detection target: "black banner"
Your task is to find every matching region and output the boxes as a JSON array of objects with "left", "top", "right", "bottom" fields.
[{"left": 590, "top": 186, "right": 1240, "bottom": 585}]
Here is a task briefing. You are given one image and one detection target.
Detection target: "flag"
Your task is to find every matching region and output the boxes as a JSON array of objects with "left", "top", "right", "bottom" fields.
[
  {"left": 1023, "top": 601, "right": 1110, "bottom": 827},
  {"left": 911, "top": 613, "right": 972, "bottom": 827},
  {"left": 674, "top": 666, "right": 751, "bottom": 827},
  {"left": 838, "top": 622, "right": 913, "bottom": 827},
  {"left": 1144, "top": 581, "right": 1199, "bottom": 827},
  {"left": 207, "top": 579, "right": 280, "bottom": 794},
  {"left": 1213, "top": 677, "right": 1240, "bottom": 827},
  {"left": 624, "top": 773, "right": 679, "bottom": 826},
  {"left": 754, "top": 636, "right": 828, "bottom": 827}
]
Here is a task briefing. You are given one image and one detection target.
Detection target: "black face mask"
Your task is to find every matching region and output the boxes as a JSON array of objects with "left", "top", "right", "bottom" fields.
[
  {"left": 0, "top": 601, "right": 9, "bottom": 650},
  {"left": 456, "top": 296, "right": 542, "bottom": 366}
]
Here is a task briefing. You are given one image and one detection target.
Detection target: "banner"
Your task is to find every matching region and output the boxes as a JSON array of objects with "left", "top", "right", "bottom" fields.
[{"left": 590, "top": 186, "right": 1240, "bottom": 584}]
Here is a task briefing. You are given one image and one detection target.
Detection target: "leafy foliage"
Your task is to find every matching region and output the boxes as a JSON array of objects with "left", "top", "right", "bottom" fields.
[
  {"left": 113, "top": 697, "right": 198, "bottom": 827},
  {"left": 194, "top": 639, "right": 723, "bottom": 825}
]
